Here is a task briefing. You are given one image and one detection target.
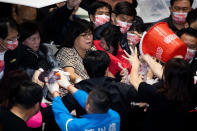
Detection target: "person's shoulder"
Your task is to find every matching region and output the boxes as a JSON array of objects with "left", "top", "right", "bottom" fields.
[
  {"left": 4, "top": 45, "right": 19, "bottom": 56},
  {"left": 138, "top": 82, "right": 160, "bottom": 97},
  {"left": 108, "top": 109, "right": 120, "bottom": 119},
  {"left": 110, "top": 78, "right": 133, "bottom": 88},
  {"left": 149, "top": 17, "right": 170, "bottom": 29},
  {"left": 58, "top": 47, "right": 76, "bottom": 55},
  {"left": 19, "top": 44, "right": 36, "bottom": 56},
  {"left": 75, "top": 77, "right": 105, "bottom": 91},
  {"left": 56, "top": 47, "right": 75, "bottom": 59},
  {"left": 158, "top": 17, "right": 171, "bottom": 23},
  {"left": 4, "top": 49, "right": 18, "bottom": 64},
  {"left": 75, "top": 77, "right": 123, "bottom": 93},
  {"left": 139, "top": 82, "right": 153, "bottom": 89},
  {"left": 134, "top": 15, "right": 144, "bottom": 23},
  {"left": 0, "top": 109, "right": 31, "bottom": 131}
]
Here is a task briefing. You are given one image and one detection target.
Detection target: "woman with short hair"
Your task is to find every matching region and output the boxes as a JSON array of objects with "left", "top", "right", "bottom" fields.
[
  {"left": 56, "top": 18, "right": 93, "bottom": 84},
  {"left": 4, "top": 21, "right": 57, "bottom": 78}
]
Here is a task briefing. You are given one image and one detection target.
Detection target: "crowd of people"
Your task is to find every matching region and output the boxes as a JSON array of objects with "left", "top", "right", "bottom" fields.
[{"left": 0, "top": 0, "right": 197, "bottom": 131}]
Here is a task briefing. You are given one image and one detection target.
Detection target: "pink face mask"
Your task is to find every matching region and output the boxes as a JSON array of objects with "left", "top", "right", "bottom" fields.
[
  {"left": 116, "top": 20, "right": 132, "bottom": 34},
  {"left": 6, "top": 39, "right": 18, "bottom": 50},
  {"left": 172, "top": 12, "right": 187, "bottom": 24},
  {"left": 127, "top": 33, "right": 141, "bottom": 45},
  {"left": 94, "top": 15, "right": 110, "bottom": 27},
  {"left": 184, "top": 48, "right": 196, "bottom": 62}
]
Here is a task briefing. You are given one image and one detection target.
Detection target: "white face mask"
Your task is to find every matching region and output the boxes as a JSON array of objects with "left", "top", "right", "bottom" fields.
[
  {"left": 0, "top": 39, "right": 18, "bottom": 51},
  {"left": 127, "top": 32, "right": 141, "bottom": 45},
  {"left": 93, "top": 15, "right": 110, "bottom": 27},
  {"left": 6, "top": 39, "right": 18, "bottom": 50},
  {"left": 184, "top": 48, "right": 196, "bottom": 62},
  {"left": 172, "top": 12, "right": 187, "bottom": 24},
  {"left": 116, "top": 20, "right": 132, "bottom": 34}
]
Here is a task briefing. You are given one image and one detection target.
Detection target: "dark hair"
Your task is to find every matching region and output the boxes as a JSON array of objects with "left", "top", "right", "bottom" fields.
[
  {"left": 161, "top": 58, "right": 195, "bottom": 111},
  {"left": 13, "top": 81, "right": 43, "bottom": 109},
  {"left": 62, "top": 18, "right": 93, "bottom": 48},
  {"left": 129, "top": 16, "right": 145, "bottom": 33},
  {"left": 131, "top": 0, "right": 138, "bottom": 8},
  {"left": 19, "top": 21, "right": 40, "bottom": 42},
  {"left": 88, "top": 1, "right": 112, "bottom": 16},
  {"left": 0, "top": 17, "right": 18, "bottom": 39},
  {"left": 87, "top": 88, "right": 111, "bottom": 113},
  {"left": 100, "top": 24, "right": 121, "bottom": 55},
  {"left": 83, "top": 50, "right": 110, "bottom": 78},
  {"left": 113, "top": 1, "right": 136, "bottom": 17},
  {"left": 170, "top": 0, "right": 193, "bottom": 6},
  {"left": 0, "top": 70, "right": 30, "bottom": 107},
  {"left": 177, "top": 27, "right": 197, "bottom": 38},
  {"left": 186, "top": 8, "right": 197, "bottom": 26}
]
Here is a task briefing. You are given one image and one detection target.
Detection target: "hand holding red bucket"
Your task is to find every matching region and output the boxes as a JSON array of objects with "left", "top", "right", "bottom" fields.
[{"left": 139, "top": 22, "right": 187, "bottom": 63}]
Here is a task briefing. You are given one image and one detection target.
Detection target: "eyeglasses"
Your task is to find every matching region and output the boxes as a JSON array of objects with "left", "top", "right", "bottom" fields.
[
  {"left": 80, "top": 32, "right": 93, "bottom": 39},
  {"left": 172, "top": 6, "right": 191, "bottom": 12},
  {"left": 5, "top": 36, "right": 19, "bottom": 44}
]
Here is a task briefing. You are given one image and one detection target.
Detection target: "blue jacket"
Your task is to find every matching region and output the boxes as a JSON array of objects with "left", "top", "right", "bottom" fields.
[{"left": 52, "top": 89, "right": 120, "bottom": 131}]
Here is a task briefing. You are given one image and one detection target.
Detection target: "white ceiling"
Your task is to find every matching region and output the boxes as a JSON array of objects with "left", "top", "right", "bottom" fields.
[{"left": 0, "top": 0, "right": 67, "bottom": 8}]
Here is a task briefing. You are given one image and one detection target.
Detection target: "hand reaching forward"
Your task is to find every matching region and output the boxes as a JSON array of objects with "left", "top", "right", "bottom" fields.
[
  {"left": 47, "top": 82, "right": 59, "bottom": 96},
  {"left": 32, "top": 69, "right": 44, "bottom": 87},
  {"left": 123, "top": 47, "right": 142, "bottom": 90},
  {"left": 52, "top": 68, "right": 72, "bottom": 89},
  {"left": 118, "top": 62, "right": 130, "bottom": 84},
  {"left": 141, "top": 54, "right": 163, "bottom": 79},
  {"left": 122, "top": 46, "right": 140, "bottom": 69}
]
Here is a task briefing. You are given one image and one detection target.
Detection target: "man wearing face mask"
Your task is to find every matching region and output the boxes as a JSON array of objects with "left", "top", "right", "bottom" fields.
[
  {"left": 122, "top": 16, "right": 145, "bottom": 54},
  {"left": 159, "top": 0, "right": 193, "bottom": 34},
  {"left": 88, "top": 1, "right": 112, "bottom": 40},
  {"left": 178, "top": 28, "right": 197, "bottom": 76},
  {"left": 110, "top": 1, "right": 139, "bottom": 54},
  {"left": 0, "top": 17, "right": 18, "bottom": 79},
  {"left": 111, "top": 2, "right": 136, "bottom": 34}
]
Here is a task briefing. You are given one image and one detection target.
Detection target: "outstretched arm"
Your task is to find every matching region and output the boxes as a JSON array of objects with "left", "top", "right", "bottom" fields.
[
  {"left": 54, "top": 69, "right": 88, "bottom": 109},
  {"left": 142, "top": 55, "right": 163, "bottom": 79},
  {"left": 123, "top": 47, "right": 143, "bottom": 91}
]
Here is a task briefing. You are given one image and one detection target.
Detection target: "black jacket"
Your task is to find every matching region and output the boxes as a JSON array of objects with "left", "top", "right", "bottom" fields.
[
  {"left": 41, "top": 4, "right": 73, "bottom": 45},
  {"left": 93, "top": 22, "right": 111, "bottom": 40},
  {"left": 4, "top": 43, "right": 57, "bottom": 77},
  {"left": 191, "top": 53, "right": 197, "bottom": 76},
  {"left": 155, "top": 16, "right": 180, "bottom": 34}
]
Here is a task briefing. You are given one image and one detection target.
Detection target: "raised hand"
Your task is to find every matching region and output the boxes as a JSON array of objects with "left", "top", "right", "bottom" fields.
[
  {"left": 123, "top": 46, "right": 140, "bottom": 69},
  {"left": 47, "top": 82, "right": 59, "bottom": 95},
  {"left": 123, "top": 47, "right": 142, "bottom": 90},
  {"left": 141, "top": 54, "right": 163, "bottom": 79},
  {"left": 118, "top": 62, "right": 130, "bottom": 84},
  {"left": 52, "top": 68, "right": 72, "bottom": 89},
  {"left": 32, "top": 69, "right": 44, "bottom": 87}
]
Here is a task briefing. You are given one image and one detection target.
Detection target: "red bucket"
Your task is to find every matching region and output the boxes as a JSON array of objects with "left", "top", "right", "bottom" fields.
[{"left": 139, "top": 22, "right": 187, "bottom": 63}]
